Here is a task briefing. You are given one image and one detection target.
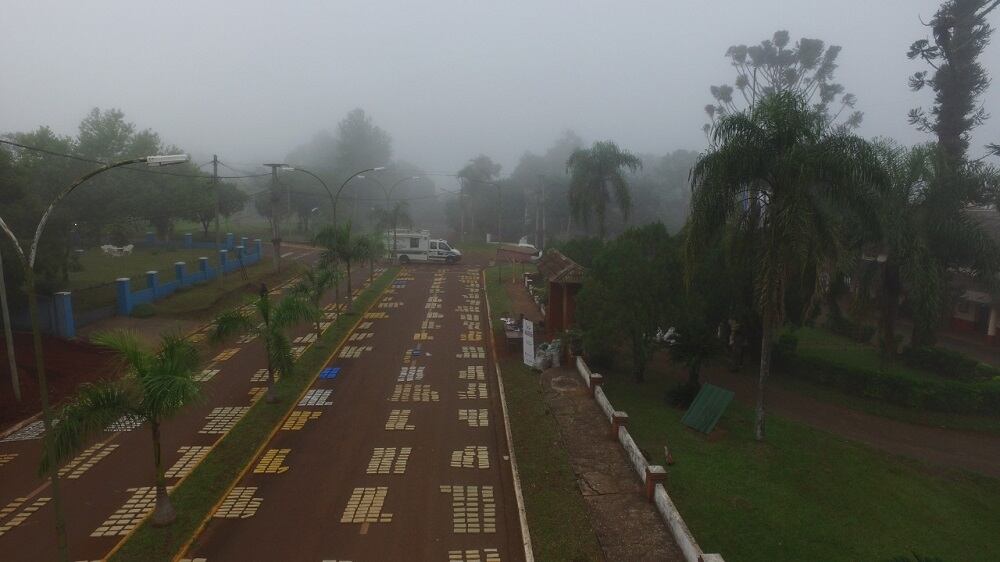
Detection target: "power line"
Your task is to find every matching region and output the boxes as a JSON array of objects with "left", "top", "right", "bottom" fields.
[{"left": 0, "top": 139, "right": 269, "bottom": 179}]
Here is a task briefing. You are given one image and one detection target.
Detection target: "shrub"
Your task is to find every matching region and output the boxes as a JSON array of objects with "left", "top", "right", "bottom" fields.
[
  {"left": 665, "top": 380, "right": 701, "bottom": 408},
  {"left": 130, "top": 303, "right": 155, "bottom": 318},
  {"left": 776, "top": 351, "right": 1000, "bottom": 416},
  {"left": 825, "top": 315, "right": 875, "bottom": 343},
  {"left": 772, "top": 331, "right": 799, "bottom": 362},
  {"left": 900, "top": 346, "right": 982, "bottom": 382}
]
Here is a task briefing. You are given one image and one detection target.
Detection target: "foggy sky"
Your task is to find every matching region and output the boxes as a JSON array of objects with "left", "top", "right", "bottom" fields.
[{"left": 3, "top": 0, "right": 999, "bottom": 175}]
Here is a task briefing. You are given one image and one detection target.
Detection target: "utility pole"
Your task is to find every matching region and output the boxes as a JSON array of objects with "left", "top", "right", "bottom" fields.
[
  {"left": 460, "top": 187, "right": 466, "bottom": 243},
  {"left": 263, "top": 164, "right": 284, "bottom": 272},
  {"left": 541, "top": 179, "right": 547, "bottom": 250},
  {"left": 496, "top": 184, "right": 502, "bottom": 244},
  {"left": 213, "top": 155, "right": 223, "bottom": 289},
  {"left": 0, "top": 248, "right": 19, "bottom": 402}
]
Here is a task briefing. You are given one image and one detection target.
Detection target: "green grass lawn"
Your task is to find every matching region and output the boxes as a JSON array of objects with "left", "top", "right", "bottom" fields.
[
  {"left": 602, "top": 365, "right": 1000, "bottom": 561},
  {"left": 485, "top": 263, "right": 603, "bottom": 561},
  {"left": 110, "top": 267, "right": 397, "bottom": 562},
  {"left": 68, "top": 246, "right": 235, "bottom": 312}
]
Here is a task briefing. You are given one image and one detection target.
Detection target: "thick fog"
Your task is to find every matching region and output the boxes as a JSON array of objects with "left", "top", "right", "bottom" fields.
[{"left": 3, "top": 0, "right": 999, "bottom": 171}]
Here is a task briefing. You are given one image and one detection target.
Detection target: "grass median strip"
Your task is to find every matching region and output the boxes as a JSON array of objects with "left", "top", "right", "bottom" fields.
[
  {"left": 484, "top": 264, "right": 603, "bottom": 561},
  {"left": 108, "top": 267, "right": 397, "bottom": 562}
]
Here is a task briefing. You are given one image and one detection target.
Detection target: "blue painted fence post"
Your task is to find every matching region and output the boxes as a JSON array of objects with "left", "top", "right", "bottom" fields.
[
  {"left": 146, "top": 271, "right": 159, "bottom": 298},
  {"left": 184, "top": 233, "right": 193, "bottom": 248},
  {"left": 254, "top": 239, "right": 263, "bottom": 256},
  {"left": 53, "top": 292, "right": 75, "bottom": 338},
  {"left": 174, "top": 262, "right": 186, "bottom": 285},
  {"left": 241, "top": 237, "right": 248, "bottom": 250},
  {"left": 219, "top": 249, "right": 228, "bottom": 274},
  {"left": 199, "top": 257, "right": 210, "bottom": 280},
  {"left": 116, "top": 278, "right": 132, "bottom": 316},
  {"left": 236, "top": 245, "right": 245, "bottom": 260}
]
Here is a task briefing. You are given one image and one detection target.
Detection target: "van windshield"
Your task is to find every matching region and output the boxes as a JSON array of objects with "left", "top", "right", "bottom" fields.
[{"left": 440, "top": 242, "right": 451, "bottom": 251}]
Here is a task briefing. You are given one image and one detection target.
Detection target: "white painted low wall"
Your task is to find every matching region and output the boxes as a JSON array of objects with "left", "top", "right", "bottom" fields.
[
  {"left": 594, "top": 386, "right": 615, "bottom": 423},
  {"left": 618, "top": 425, "right": 649, "bottom": 483},
  {"left": 654, "top": 484, "right": 706, "bottom": 562},
  {"left": 576, "top": 356, "right": 592, "bottom": 388},
  {"left": 576, "top": 356, "right": 725, "bottom": 562}
]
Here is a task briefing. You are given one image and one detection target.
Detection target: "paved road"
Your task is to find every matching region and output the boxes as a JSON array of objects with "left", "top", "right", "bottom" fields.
[
  {"left": 184, "top": 265, "right": 526, "bottom": 561},
  {"left": 0, "top": 248, "right": 392, "bottom": 561}
]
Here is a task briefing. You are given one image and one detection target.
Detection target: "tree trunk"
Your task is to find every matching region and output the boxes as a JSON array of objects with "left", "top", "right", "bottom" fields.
[
  {"left": 880, "top": 262, "right": 901, "bottom": 356},
  {"left": 755, "top": 319, "right": 773, "bottom": 441},
  {"left": 27, "top": 279, "right": 69, "bottom": 561},
  {"left": 631, "top": 335, "right": 646, "bottom": 383},
  {"left": 149, "top": 421, "right": 176, "bottom": 526},
  {"left": 264, "top": 344, "right": 279, "bottom": 404},
  {"left": 345, "top": 261, "right": 354, "bottom": 313},
  {"left": 333, "top": 265, "right": 340, "bottom": 305}
]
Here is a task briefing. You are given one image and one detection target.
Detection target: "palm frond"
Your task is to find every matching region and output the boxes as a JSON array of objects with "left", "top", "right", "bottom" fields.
[
  {"left": 39, "top": 380, "right": 136, "bottom": 475},
  {"left": 210, "top": 306, "right": 256, "bottom": 344}
]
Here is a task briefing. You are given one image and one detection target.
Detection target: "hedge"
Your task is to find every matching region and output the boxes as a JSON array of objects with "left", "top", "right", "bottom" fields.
[
  {"left": 900, "top": 345, "right": 1000, "bottom": 382},
  {"left": 777, "top": 351, "right": 1000, "bottom": 416}
]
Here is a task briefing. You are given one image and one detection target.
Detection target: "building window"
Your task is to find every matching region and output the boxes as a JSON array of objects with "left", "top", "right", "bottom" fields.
[{"left": 410, "top": 238, "right": 420, "bottom": 249}]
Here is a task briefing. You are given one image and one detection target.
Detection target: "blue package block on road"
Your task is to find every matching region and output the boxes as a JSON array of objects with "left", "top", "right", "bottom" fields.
[{"left": 319, "top": 367, "right": 341, "bottom": 380}]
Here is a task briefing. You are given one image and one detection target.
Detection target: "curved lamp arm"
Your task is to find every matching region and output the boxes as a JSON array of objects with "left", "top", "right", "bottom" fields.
[
  {"left": 29, "top": 157, "right": 150, "bottom": 268},
  {"left": 334, "top": 167, "right": 385, "bottom": 227}
]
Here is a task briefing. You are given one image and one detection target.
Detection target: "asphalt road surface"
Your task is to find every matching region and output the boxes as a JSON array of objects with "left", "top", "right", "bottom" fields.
[{"left": 183, "top": 264, "right": 526, "bottom": 561}]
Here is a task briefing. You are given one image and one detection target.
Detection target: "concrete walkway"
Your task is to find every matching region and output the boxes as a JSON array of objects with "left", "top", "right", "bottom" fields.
[{"left": 542, "top": 366, "right": 683, "bottom": 562}]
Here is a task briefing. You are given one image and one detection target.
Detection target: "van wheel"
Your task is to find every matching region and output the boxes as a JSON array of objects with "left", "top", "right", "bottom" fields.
[
  {"left": 399, "top": 255, "right": 409, "bottom": 264},
  {"left": 445, "top": 256, "right": 456, "bottom": 265}
]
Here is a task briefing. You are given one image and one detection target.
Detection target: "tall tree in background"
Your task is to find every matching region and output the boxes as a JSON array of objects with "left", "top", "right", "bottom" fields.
[
  {"left": 705, "top": 30, "right": 862, "bottom": 136},
  {"left": 688, "top": 92, "right": 883, "bottom": 441},
  {"left": 40, "top": 331, "right": 200, "bottom": 526},
  {"left": 857, "top": 141, "right": 1000, "bottom": 349},
  {"left": 566, "top": 141, "right": 642, "bottom": 239},
  {"left": 334, "top": 108, "right": 393, "bottom": 173},
  {"left": 575, "top": 223, "right": 675, "bottom": 382},
  {"left": 457, "top": 154, "right": 502, "bottom": 239},
  {"left": 908, "top": 0, "right": 1000, "bottom": 166}
]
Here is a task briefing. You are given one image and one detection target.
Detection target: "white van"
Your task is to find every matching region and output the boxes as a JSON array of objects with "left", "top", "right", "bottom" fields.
[{"left": 386, "top": 229, "right": 462, "bottom": 264}]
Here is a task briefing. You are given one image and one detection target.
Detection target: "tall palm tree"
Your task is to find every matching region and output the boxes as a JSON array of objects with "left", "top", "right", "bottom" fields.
[
  {"left": 212, "top": 286, "right": 316, "bottom": 403},
  {"left": 566, "top": 140, "right": 642, "bottom": 239},
  {"left": 687, "top": 91, "right": 883, "bottom": 441},
  {"left": 315, "top": 223, "right": 362, "bottom": 313},
  {"left": 856, "top": 141, "right": 1000, "bottom": 351},
  {"left": 291, "top": 265, "right": 339, "bottom": 337},
  {"left": 353, "top": 233, "right": 383, "bottom": 283},
  {"left": 39, "top": 331, "right": 200, "bottom": 526}
]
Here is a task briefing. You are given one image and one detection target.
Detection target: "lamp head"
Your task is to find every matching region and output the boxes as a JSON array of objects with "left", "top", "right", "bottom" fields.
[{"left": 146, "top": 154, "right": 190, "bottom": 166}]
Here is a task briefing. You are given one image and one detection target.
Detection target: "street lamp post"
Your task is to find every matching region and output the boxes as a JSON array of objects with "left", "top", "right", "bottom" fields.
[
  {"left": 333, "top": 167, "right": 386, "bottom": 228},
  {"left": 262, "top": 164, "right": 286, "bottom": 272},
  {"left": 0, "top": 153, "right": 189, "bottom": 562}
]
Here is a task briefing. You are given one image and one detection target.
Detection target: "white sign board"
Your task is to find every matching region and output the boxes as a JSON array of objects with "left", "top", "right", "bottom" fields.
[{"left": 522, "top": 319, "right": 535, "bottom": 367}]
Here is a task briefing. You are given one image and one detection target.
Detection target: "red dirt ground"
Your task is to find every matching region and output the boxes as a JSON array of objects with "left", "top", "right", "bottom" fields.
[{"left": 0, "top": 332, "right": 116, "bottom": 433}]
